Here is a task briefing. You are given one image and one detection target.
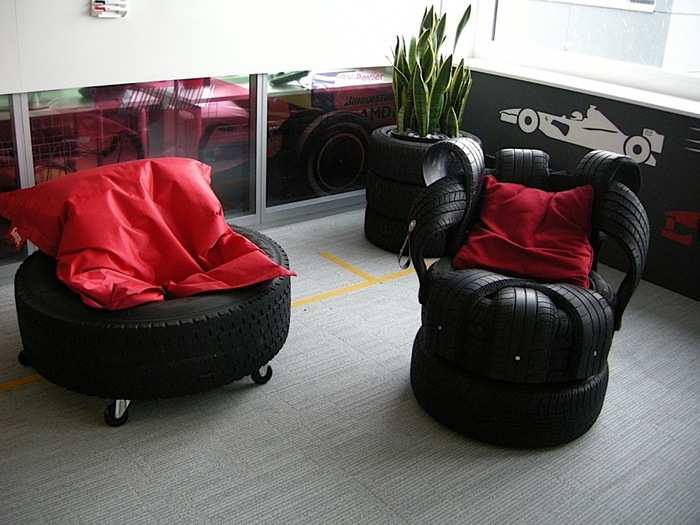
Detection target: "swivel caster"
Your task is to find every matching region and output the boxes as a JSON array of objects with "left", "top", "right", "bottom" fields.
[
  {"left": 104, "top": 399, "right": 131, "bottom": 427},
  {"left": 251, "top": 364, "right": 273, "bottom": 385},
  {"left": 17, "top": 351, "right": 31, "bottom": 367}
]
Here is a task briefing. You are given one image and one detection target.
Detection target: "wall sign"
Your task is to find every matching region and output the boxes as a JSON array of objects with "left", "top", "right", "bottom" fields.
[
  {"left": 464, "top": 71, "right": 700, "bottom": 300},
  {"left": 499, "top": 105, "right": 665, "bottom": 167},
  {"left": 90, "top": 0, "right": 128, "bottom": 18}
]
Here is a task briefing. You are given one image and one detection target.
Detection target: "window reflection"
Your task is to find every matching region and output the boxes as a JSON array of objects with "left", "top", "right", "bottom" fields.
[
  {"left": 28, "top": 76, "right": 252, "bottom": 214},
  {"left": 0, "top": 94, "right": 25, "bottom": 261},
  {"left": 266, "top": 67, "right": 394, "bottom": 206}
]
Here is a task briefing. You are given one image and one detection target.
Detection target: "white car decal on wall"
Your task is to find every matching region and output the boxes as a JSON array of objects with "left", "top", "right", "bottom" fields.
[{"left": 499, "top": 105, "right": 664, "bottom": 166}]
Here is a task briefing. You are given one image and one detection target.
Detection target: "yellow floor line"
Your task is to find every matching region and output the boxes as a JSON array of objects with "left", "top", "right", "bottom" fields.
[
  {"left": 376, "top": 267, "right": 415, "bottom": 283},
  {"left": 319, "top": 251, "right": 379, "bottom": 283},
  {"left": 291, "top": 280, "right": 376, "bottom": 308},
  {"left": 0, "top": 254, "right": 415, "bottom": 393},
  {"left": 0, "top": 373, "right": 41, "bottom": 391}
]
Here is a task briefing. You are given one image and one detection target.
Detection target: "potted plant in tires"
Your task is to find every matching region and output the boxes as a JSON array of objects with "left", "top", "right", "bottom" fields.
[{"left": 365, "top": 3, "right": 479, "bottom": 255}]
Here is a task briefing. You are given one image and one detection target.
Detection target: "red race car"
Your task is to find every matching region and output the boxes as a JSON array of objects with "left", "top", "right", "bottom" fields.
[
  {"left": 10, "top": 69, "right": 394, "bottom": 209},
  {"left": 662, "top": 210, "right": 700, "bottom": 247}
]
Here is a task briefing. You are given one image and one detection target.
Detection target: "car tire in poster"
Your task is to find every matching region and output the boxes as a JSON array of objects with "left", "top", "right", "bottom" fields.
[
  {"left": 299, "top": 112, "right": 370, "bottom": 196},
  {"left": 623, "top": 135, "right": 652, "bottom": 165},
  {"left": 518, "top": 108, "right": 539, "bottom": 134}
]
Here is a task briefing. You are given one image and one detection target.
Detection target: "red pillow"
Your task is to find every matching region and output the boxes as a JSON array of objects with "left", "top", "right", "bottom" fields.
[
  {"left": 0, "top": 158, "right": 294, "bottom": 310},
  {"left": 0, "top": 157, "right": 212, "bottom": 256},
  {"left": 453, "top": 175, "right": 594, "bottom": 288}
]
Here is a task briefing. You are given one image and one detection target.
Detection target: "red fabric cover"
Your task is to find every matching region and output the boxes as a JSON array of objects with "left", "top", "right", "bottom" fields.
[
  {"left": 0, "top": 158, "right": 294, "bottom": 310},
  {"left": 453, "top": 175, "right": 594, "bottom": 288}
]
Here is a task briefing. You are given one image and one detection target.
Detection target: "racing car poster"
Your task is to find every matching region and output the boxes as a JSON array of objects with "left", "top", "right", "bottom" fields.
[{"left": 462, "top": 71, "right": 700, "bottom": 300}]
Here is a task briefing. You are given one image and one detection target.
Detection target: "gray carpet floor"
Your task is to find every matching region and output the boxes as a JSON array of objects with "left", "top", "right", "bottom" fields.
[{"left": 0, "top": 209, "right": 698, "bottom": 524}]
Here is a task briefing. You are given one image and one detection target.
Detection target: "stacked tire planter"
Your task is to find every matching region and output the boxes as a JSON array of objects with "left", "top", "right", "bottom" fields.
[
  {"left": 365, "top": 126, "right": 438, "bottom": 255},
  {"left": 364, "top": 126, "right": 479, "bottom": 256}
]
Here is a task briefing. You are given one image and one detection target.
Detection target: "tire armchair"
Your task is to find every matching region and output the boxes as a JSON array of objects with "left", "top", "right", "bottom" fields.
[{"left": 405, "top": 140, "right": 650, "bottom": 447}]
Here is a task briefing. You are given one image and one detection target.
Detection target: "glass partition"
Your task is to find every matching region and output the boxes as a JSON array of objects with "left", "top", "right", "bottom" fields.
[
  {"left": 0, "top": 94, "right": 25, "bottom": 262},
  {"left": 27, "top": 75, "right": 253, "bottom": 215},
  {"left": 266, "top": 67, "right": 394, "bottom": 207}
]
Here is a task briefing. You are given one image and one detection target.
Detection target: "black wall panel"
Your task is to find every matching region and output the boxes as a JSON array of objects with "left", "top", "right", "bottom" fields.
[{"left": 463, "top": 71, "right": 700, "bottom": 300}]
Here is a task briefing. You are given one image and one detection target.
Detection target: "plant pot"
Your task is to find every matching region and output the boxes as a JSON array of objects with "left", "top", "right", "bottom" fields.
[
  {"left": 364, "top": 126, "right": 480, "bottom": 256},
  {"left": 368, "top": 126, "right": 480, "bottom": 186}
]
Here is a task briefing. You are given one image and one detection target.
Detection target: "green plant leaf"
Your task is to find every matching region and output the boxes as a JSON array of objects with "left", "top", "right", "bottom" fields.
[
  {"left": 397, "top": 107, "right": 405, "bottom": 134},
  {"left": 434, "top": 55, "right": 452, "bottom": 95},
  {"left": 422, "top": 6, "right": 435, "bottom": 32},
  {"left": 458, "top": 70, "right": 473, "bottom": 128},
  {"left": 449, "top": 59, "right": 464, "bottom": 109},
  {"left": 447, "top": 107, "right": 459, "bottom": 137},
  {"left": 429, "top": 55, "right": 452, "bottom": 131},
  {"left": 408, "top": 36, "right": 417, "bottom": 73},
  {"left": 412, "top": 63, "right": 430, "bottom": 136},
  {"left": 453, "top": 4, "right": 472, "bottom": 53},
  {"left": 435, "top": 14, "right": 447, "bottom": 53},
  {"left": 420, "top": 42, "right": 435, "bottom": 84},
  {"left": 457, "top": 67, "right": 470, "bottom": 102},
  {"left": 417, "top": 28, "right": 431, "bottom": 58},
  {"left": 429, "top": 93, "right": 445, "bottom": 132},
  {"left": 392, "top": 67, "right": 404, "bottom": 117}
]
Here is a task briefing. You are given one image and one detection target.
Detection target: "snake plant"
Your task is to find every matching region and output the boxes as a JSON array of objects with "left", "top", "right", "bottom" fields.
[{"left": 392, "top": 3, "right": 472, "bottom": 138}]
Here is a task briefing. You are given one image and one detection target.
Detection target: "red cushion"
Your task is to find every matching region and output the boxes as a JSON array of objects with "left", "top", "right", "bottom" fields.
[
  {"left": 0, "top": 158, "right": 294, "bottom": 309},
  {"left": 453, "top": 175, "right": 594, "bottom": 288}
]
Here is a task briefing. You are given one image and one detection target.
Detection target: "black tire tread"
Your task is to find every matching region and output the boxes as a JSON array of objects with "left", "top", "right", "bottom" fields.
[
  {"left": 364, "top": 206, "right": 445, "bottom": 257},
  {"left": 421, "top": 263, "right": 614, "bottom": 384},
  {"left": 411, "top": 328, "right": 609, "bottom": 448},
  {"left": 14, "top": 227, "right": 291, "bottom": 400},
  {"left": 495, "top": 149, "right": 551, "bottom": 188},
  {"left": 365, "top": 170, "right": 425, "bottom": 219},
  {"left": 368, "top": 126, "right": 435, "bottom": 185},
  {"left": 574, "top": 150, "right": 642, "bottom": 195}
]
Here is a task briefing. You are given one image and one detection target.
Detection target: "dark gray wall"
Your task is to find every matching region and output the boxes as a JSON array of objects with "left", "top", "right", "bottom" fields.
[{"left": 463, "top": 71, "right": 700, "bottom": 300}]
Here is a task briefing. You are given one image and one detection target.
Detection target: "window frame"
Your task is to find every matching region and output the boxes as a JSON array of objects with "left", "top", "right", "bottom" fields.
[
  {"left": 544, "top": 0, "right": 655, "bottom": 13},
  {"left": 472, "top": 0, "right": 700, "bottom": 104}
]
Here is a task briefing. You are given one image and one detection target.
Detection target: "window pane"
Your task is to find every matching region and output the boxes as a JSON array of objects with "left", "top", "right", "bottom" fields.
[
  {"left": 28, "top": 76, "right": 253, "bottom": 215},
  {"left": 266, "top": 67, "right": 394, "bottom": 207},
  {"left": 493, "top": 0, "right": 698, "bottom": 75},
  {"left": 0, "top": 94, "right": 25, "bottom": 263}
]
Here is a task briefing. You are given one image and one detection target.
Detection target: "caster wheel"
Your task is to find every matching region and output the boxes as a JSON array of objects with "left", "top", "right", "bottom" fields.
[
  {"left": 251, "top": 364, "right": 273, "bottom": 385},
  {"left": 104, "top": 402, "right": 129, "bottom": 427},
  {"left": 17, "top": 351, "right": 30, "bottom": 367}
]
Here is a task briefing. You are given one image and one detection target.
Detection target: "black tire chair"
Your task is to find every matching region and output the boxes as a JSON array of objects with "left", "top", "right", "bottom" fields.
[
  {"left": 406, "top": 141, "right": 650, "bottom": 448},
  {"left": 15, "top": 227, "right": 291, "bottom": 427}
]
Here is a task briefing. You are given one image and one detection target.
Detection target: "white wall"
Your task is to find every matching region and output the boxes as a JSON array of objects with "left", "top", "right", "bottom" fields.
[
  {"left": 492, "top": 0, "right": 673, "bottom": 68},
  {"left": 0, "top": 0, "right": 476, "bottom": 95},
  {"left": 662, "top": 0, "right": 700, "bottom": 76}
]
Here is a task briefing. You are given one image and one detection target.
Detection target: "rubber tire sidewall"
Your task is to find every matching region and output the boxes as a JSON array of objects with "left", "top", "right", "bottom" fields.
[
  {"left": 365, "top": 170, "right": 426, "bottom": 220},
  {"left": 300, "top": 112, "right": 370, "bottom": 196},
  {"left": 14, "top": 227, "right": 292, "bottom": 400},
  {"left": 364, "top": 206, "right": 446, "bottom": 257},
  {"left": 410, "top": 328, "right": 608, "bottom": 448},
  {"left": 368, "top": 126, "right": 435, "bottom": 185}
]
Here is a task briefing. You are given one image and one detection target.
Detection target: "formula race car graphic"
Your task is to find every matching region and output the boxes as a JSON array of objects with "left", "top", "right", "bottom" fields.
[
  {"left": 662, "top": 210, "right": 700, "bottom": 247},
  {"left": 499, "top": 105, "right": 664, "bottom": 167},
  {"left": 685, "top": 127, "right": 700, "bottom": 155}
]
